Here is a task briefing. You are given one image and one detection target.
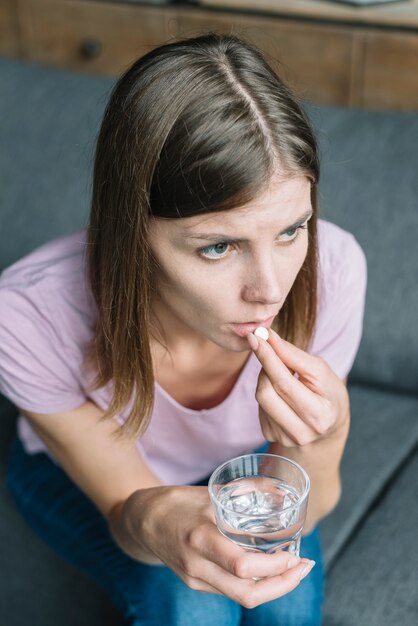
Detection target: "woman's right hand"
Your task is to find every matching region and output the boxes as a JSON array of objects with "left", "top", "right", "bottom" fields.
[{"left": 119, "top": 485, "right": 315, "bottom": 608}]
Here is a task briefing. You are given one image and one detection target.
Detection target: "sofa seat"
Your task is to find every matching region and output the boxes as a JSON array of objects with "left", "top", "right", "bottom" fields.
[
  {"left": 321, "top": 383, "right": 418, "bottom": 568},
  {"left": 323, "top": 448, "right": 418, "bottom": 626}
]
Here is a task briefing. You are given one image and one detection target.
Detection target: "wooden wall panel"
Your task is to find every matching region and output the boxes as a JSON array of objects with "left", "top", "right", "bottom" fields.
[
  {"left": 363, "top": 32, "right": 418, "bottom": 111},
  {"left": 0, "top": 0, "right": 21, "bottom": 57},
  {"left": 8, "top": 0, "right": 418, "bottom": 111},
  {"left": 18, "top": 0, "right": 176, "bottom": 76}
]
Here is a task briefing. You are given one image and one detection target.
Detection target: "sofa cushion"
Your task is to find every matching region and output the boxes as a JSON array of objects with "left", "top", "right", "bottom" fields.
[
  {"left": 320, "top": 383, "right": 418, "bottom": 568},
  {"left": 0, "top": 57, "right": 112, "bottom": 271},
  {"left": 306, "top": 103, "right": 418, "bottom": 394},
  {"left": 323, "top": 447, "right": 418, "bottom": 626},
  {"left": 0, "top": 395, "right": 17, "bottom": 462}
]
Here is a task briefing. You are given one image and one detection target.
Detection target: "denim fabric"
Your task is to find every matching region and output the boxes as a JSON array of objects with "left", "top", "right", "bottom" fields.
[{"left": 6, "top": 436, "right": 324, "bottom": 625}]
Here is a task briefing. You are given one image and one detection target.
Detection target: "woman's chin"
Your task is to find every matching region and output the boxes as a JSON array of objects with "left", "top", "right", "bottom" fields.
[{"left": 215, "top": 332, "right": 251, "bottom": 353}]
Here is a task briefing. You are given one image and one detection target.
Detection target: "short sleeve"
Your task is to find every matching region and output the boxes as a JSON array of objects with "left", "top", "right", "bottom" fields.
[
  {"left": 310, "top": 223, "right": 367, "bottom": 379},
  {"left": 0, "top": 285, "right": 87, "bottom": 414}
]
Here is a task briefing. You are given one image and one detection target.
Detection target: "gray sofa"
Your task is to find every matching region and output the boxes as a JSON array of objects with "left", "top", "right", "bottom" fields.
[{"left": 1, "top": 56, "right": 417, "bottom": 626}]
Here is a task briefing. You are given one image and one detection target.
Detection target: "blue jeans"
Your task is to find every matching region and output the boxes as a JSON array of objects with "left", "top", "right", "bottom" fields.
[{"left": 6, "top": 436, "right": 324, "bottom": 625}]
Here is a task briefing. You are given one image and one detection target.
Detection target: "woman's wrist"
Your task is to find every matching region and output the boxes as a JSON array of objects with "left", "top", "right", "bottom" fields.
[{"left": 107, "top": 488, "right": 167, "bottom": 564}]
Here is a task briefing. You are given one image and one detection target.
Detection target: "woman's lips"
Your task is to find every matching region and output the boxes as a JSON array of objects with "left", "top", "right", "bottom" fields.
[{"left": 228, "top": 316, "right": 275, "bottom": 338}]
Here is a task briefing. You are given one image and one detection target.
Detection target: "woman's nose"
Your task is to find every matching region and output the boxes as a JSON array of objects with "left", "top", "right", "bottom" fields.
[{"left": 241, "top": 258, "right": 282, "bottom": 305}]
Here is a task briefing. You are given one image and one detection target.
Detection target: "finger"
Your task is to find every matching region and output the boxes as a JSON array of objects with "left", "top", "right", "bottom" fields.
[
  {"left": 240, "top": 559, "right": 315, "bottom": 608},
  {"left": 178, "top": 572, "right": 225, "bottom": 596},
  {"left": 252, "top": 341, "right": 320, "bottom": 419},
  {"left": 249, "top": 332, "right": 310, "bottom": 404},
  {"left": 267, "top": 329, "right": 327, "bottom": 391},
  {"left": 203, "top": 558, "right": 316, "bottom": 609},
  {"left": 257, "top": 376, "right": 317, "bottom": 445},
  {"left": 260, "top": 410, "right": 311, "bottom": 446},
  {"left": 185, "top": 521, "right": 316, "bottom": 606},
  {"left": 259, "top": 411, "right": 295, "bottom": 446},
  {"left": 197, "top": 523, "right": 302, "bottom": 579}
]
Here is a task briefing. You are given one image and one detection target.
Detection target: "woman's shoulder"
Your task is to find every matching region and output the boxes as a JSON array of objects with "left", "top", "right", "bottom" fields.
[
  {"left": 0, "top": 229, "right": 88, "bottom": 288},
  {"left": 0, "top": 231, "right": 96, "bottom": 370},
  {"left": 317, "top": 218, "right": 366, "bottom": 280},
  {"left": 0, "top": 230, "right": 94, "bottom": 414},
  {"left": 0, "top": 229, "right": 96, "bottom": 327},
  {"left": 311, "top": 219, "right": 367, "bottom": 379}
]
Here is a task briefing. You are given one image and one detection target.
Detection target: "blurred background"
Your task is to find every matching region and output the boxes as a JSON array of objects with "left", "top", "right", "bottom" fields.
[{"left": 1, "top": 0, "right": 418, "bottom": 111}]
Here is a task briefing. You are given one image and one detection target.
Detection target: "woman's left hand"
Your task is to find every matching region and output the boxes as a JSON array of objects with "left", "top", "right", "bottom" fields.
[{"left": 247, "top": 328, "right": 349, "bottom": 447}]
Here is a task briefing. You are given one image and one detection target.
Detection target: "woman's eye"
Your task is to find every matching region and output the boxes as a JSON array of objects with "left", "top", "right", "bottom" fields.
[
  {"left": 199, "top": 242, "right": 231, "bottom": 260},
  {"left": 280, "top": 223, "right": 307, "bottom": 243}
]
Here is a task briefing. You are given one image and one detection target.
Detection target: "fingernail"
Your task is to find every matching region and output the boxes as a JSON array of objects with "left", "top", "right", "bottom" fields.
[
  {"left": 254, "top": 326, "right": 269, "bottom": 341},
  {"left": 247, "top": 332, "right": 259, "bottom": 351},
  {"left": 300, "top": 560, "right": 316, "bottom": 580},
  {"left": 287, "top": 555, "right": 301, "bottom": 568}
]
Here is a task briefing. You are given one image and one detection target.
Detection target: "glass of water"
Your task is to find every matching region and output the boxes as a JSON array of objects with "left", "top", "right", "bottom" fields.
[{"left": 208, "top": 454, "right": 310, "bottom": 555}]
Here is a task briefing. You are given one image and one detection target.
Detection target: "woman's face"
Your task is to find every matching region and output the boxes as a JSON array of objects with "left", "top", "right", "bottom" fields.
[{"left": 148, "top": 175, "right": 313, "bottom": 353}]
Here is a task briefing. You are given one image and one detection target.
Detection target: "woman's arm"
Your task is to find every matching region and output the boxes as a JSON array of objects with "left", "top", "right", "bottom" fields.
[
  {"left": 20, "top": 401, "right": 162, "bottom": 519},
  {"left": 20, "top": 401, "right": 314, "bottom": 607}
]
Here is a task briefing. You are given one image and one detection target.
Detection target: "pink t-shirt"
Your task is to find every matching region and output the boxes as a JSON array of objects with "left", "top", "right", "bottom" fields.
[{"left": 0, "top": 220, "right": 367, "bottom": 485}]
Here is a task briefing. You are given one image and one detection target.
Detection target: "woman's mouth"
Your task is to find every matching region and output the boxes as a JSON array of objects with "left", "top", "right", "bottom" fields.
[{"left": 228, "top": 316, "right": 276, "bottom": 338}]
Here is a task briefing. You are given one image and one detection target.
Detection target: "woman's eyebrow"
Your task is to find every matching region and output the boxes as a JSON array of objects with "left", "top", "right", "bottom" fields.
[{"left": 183, "top": 209, "right": 313, "bottom": 241}]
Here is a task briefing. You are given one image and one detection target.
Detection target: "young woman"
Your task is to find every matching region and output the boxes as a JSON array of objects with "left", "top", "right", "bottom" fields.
[{"left": 0, "top": 34, "right": 366, "bottom": 625}]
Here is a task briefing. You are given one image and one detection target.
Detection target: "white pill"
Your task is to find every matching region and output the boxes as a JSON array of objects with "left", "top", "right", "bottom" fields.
[{"left": 254, "top": 326, "right": 269, "bottom": 341}]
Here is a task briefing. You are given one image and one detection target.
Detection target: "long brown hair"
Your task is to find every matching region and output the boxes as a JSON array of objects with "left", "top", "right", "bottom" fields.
[{"left": 85, "top": 33, "right": 320, "bottom": 440}]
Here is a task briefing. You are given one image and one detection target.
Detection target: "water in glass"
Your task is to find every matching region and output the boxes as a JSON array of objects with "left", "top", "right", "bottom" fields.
[{"left": 217, "top": 475, "right": 303, "bottom": 554}]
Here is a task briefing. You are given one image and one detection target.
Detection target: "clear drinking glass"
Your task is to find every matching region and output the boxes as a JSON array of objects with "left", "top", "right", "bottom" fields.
[{"left": 208, "top": 453, "right": 310, "bottom": 556}]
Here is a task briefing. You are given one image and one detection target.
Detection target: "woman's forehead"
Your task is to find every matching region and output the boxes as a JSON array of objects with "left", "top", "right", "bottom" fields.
[{"left": 176, "top": 176, "right": 312, "bottom": 233}]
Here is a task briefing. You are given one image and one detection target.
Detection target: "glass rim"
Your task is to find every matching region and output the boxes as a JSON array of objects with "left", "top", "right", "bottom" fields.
[{"left": 208, "top": 453, "right": 310, "bottom": 518}]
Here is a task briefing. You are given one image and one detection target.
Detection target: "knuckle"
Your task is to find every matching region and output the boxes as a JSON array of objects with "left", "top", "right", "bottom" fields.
[
  {"left": 296, "top": 432, "right": 314, "bottom": 446},
  {"left": 260, "top": 422, "right": 275, "bottom": 442},
  {"left": 255, "top": 385, "right": 269, "bottom": 403},
  {"left": 179, "top": 547, "right": 202, "bottom": 581},
  {"left": 181, "top": 557, "right": 196, "bottom": 580},
  {"left": 232, "top": 556, "right": 250, "bottom": 579},
  {"left": 184, "top": 575, "right": 200, "bottom": 591},
  {"left": 187, "top": 525, "right": 204, "bottom": 551},
  {"left": 312, "top": 413, "right": 334, "bottom": 435},
  {"left": 312, "top": 420, "right": 328, "bottom": 435},
  {"left": 323, "top": 417, "right": 335, "bottom": 434},
  {"left": 282, "top": 435, "right": 296, "bottom": 447},
  {"left": 273, "top": 379, "right": 291, "bottom": 397},
  {"left": 315, "top": 355, "right": 328, "bottom": 373},
  {"left": 241, "top": 589, "right": 259, "bottom": 609}
]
